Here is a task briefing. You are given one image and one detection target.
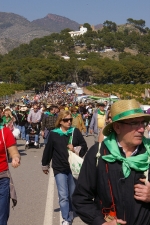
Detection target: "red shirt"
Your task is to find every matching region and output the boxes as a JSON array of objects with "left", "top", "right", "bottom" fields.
[{"left": 0, "top": 127, "right": 16, "bottom": 172}]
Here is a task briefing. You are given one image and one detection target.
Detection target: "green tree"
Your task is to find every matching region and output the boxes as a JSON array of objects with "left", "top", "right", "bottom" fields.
[
  {"left": 83, "top": 23, "right": 92, "bottom": 31},
  {"left": 103, "top": 20, "right": 117, "bottom": 32}
]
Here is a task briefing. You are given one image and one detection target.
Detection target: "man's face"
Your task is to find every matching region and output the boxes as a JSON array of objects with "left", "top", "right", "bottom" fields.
[
  {"left": 113, "top": 117, "right": 146, "bottom": 148},
  {"left": 99, "top": 106, "right": 105, "bottom": 111},
  {"left": 33, "top": 106, "right": 38, "bottom": 112},
  {"left": 54, "top": 107, "right": 59, "bottom": 113},
  {"left": 50, "top": 108, "right": 55, "bottom": 114}
]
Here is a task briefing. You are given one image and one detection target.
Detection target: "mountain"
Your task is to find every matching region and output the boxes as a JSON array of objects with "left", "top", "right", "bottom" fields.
[
  {"left": 94, "top": 24, "right": 103, "bottom": 30},
  {"left": 0, "top": 12, "right": 80, "bottom": 54},
  {"left": 31, "top": 14, "right": 80, "bottom": 33}
]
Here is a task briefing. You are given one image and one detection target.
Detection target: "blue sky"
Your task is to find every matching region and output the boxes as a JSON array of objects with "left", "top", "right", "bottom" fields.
[{"left": 0, "top": 0, "right": 150, "bottom": 27}]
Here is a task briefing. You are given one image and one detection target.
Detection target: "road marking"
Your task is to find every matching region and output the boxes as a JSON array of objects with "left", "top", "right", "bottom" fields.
[
  {"left": 43, "top": 167, "right": 55, "bottom": 225},
  {"left": 60, "top": 211, "right": 63, "bottom": 225}
]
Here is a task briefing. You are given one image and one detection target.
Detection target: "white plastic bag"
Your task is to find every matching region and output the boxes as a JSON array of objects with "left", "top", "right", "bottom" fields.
[
  {"left": 12, "top": 126, "right": 20, "bottom": 139},
  {"left": 68, "top": 151, "right": 83, "bottom": 179}
]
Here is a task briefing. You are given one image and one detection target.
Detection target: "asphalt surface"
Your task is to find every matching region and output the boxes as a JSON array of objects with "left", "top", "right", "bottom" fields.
[{"left": 8, "top": 134, "right": 94, "bottom": 225}]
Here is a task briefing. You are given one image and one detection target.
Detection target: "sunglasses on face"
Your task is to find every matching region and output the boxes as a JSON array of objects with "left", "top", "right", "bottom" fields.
[{"left": 62, "top": 118, "right": 73, "bottom": 123}]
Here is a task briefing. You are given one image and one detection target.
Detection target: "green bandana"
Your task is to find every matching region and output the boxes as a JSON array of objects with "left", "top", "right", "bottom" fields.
[
  {"left": 102, "top": 132, "right": 150, "bottom": 178},
  {"left": 53, "top": 126, "right": 74, "bottom": 136},
  {"left": 72, "top": 113, "right": 78, "bottom": 118},
  {"left": 44, "top": 111, "right": 50, "bottom": 116},
  {"left": 97, "top": 109, "right": 105, "bottom": 116},
  {"left": 49, "top": 112, "right": 54, "bottom": 116},
  {"left": 44, "top": 111, "right": 54, "bottom": 116},
  {"left": 2, "top": 116, "right": 11, "bottom": 125},
  {"left": 0, "top": 124, "right": 4, "bottom": 130}
]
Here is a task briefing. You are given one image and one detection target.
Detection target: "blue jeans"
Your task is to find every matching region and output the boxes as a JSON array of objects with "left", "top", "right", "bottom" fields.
[
  {"left": 26, "top": 134, "right": 39, "bottom": 142},
  {"left": 55, "top": 172, "right": 75, "bottom": 222},
  {"left": 17, "top": 125, "right": 26, "bottom": 139},
  {"left": 0, "top": 177, "right": 10, "bottom": 225},
  {"left": 85, "top": 126, "right": 89, "bottom": 135},
  {"left": 44, "top": 131, "right": 50, "bottom": 145}
]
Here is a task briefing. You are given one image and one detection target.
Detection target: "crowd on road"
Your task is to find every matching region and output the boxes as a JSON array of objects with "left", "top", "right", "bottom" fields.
[
  {"left": 0, "top": 82, "right": 150, "bottom": 225},
  {"left": 0, "top": 82, "right": 111, "bottom": 147}
]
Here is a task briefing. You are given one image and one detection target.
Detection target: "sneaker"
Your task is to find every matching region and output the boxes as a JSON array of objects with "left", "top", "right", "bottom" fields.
[
  {"left": 34, "top": 142, "right": 38, "bottom": 146},
  {"left": 62, "top": 221, "right": 70, "bottom": 225},
  {"left": 69, "top": 211, "right": 74, "bottom": 221},
  {"left": 26, "top": 141, "right": 29, "bottom": 145}
]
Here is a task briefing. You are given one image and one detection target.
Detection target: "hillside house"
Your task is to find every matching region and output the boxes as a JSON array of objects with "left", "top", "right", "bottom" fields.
[
  {"left": 69, "top": 26, "right": 87, "bottom": 37},
  {"left": 62, "top": 55, "right": 70, "bottom": 60}
]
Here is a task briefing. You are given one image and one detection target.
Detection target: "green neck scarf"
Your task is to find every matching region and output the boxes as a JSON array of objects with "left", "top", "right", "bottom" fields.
[
  {"left": 97, "top": 109, "right": 105, "bottom": 116},
  {"left": 44, "top": 111, "right": 50, "bottom": 116},
  {"left": 0, "top": 124, "right": 4, "bottom": 130},
  {"left": 72, "top": 113, "right": 78, "bottom": 118},
  {"left": 44, "top": 111, "right": 54, "bottom": 116},
  {"left": 53, "top": 126, "right": 74, "bottom": 136},
  {"left": 49, "top": 112, "right": 54, "bottom": 116},
  {"left": 2, "top": 116, "right": 11, "bottom": 124},
  {"left": 102, "top": 132, "right": 150, "bottom": 178}
]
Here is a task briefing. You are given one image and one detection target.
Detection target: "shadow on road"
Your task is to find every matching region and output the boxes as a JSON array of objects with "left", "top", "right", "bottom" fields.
[
  {"left": 18, "top": 149, "right": 27, "bottom": 156},
  {"left": 17, "top": 143, "right": 25, "bottom": 147}
]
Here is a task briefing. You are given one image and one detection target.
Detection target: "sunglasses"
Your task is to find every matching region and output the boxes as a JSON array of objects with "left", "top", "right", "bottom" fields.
[{"left": 62, "top": 118, "right": 73, "bottom": 123}]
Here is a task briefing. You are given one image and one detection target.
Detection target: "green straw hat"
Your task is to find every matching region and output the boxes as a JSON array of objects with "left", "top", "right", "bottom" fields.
[{"left": 103, "top": 99, "right": 150, "bottom": 136}]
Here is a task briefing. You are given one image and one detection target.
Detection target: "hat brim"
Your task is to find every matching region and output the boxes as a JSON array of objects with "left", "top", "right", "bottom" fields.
[
  {"left": 103, "top": 113, "right": 150, "bottom": 136},
  {"left": 3, "top": 108, "right": 11, "bottom": 112},
  {"left": 20, "top": 107, "right": 27, "bottom": 111}
]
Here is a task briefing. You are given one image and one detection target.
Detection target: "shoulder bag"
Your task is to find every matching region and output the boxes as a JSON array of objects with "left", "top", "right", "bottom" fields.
[{"left": 68, "top": 128, "right": 83, "bottom": 179}]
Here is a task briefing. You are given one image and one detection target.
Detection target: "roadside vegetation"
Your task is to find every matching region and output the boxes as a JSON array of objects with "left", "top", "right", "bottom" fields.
[
  {"left": 87, "top": 84, "right": 150, "bottom": 104},
  {"left": 0, "top": 83, "right": 25, "bottom": 97}
]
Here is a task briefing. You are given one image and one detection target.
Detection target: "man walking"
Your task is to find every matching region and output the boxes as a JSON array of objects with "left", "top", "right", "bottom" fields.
[
  {"left": 73, "top": 99, "right": 150, "bottom": 225},
  {"left": 26, "top": 104, "right": 41, "bottom": 146},
  {"left": 41, "top": 105, "right": 57, "bottom": 144},
  {"left": 89, "top": 102, "right": 106, "bottom": 143}
]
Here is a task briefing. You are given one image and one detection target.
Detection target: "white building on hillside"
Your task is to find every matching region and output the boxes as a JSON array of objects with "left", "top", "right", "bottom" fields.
[
  {"left": 62, "top": 55, "right": 70, "bottom": 60},
  {"left": 69, "top": 26, "right": 87, "bottom": 37}
]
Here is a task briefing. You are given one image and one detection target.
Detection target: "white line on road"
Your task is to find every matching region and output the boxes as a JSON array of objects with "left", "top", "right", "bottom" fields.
[
  {"left": 60, "top": 210, "right": 63, "bottom": 225},
  {"left": 43, "top": 167, "right": 55, "bottom": 225}
]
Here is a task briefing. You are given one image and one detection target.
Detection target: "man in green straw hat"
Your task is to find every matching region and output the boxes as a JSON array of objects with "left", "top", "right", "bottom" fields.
[{"left": 72, "top": 99, "right": 150, "bottom": 225}]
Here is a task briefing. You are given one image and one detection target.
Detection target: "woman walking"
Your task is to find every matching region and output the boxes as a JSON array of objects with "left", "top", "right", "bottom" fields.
[
  {"left": 2, "top": 106, "right": 16, "bottom": 131},
  {"left": 42, "top": 110, "right": 87, "bottom": 225},
  {"left": 0, "top": 115, "right": 21, "bottom": 225}
]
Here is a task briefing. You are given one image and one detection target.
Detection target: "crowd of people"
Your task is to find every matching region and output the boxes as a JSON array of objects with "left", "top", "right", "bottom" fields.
[
  {"left": 0, "top": 84, "right": 111, "bottom": 148},
  {"left": 0, "top": 82, "right": 150, "bottom": 225}
]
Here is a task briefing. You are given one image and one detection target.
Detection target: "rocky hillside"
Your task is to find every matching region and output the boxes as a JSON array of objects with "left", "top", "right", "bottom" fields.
[
  {"left": 31, "top": 14, "right": 80, "bottom": 32},
  {"left": 94, "top": 23, "right": 103, "bottom": 30},
  {"left": 0, "top": 12, "right": 80, "bottom": 54}
]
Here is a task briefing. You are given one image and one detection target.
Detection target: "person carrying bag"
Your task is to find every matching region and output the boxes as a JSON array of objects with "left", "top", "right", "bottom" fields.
[
  {"left": 0, "top": 124, "right": 21, "bottom": 225},
  {"left": 42, "top": 110, "right": 87, "bottom": 225}
]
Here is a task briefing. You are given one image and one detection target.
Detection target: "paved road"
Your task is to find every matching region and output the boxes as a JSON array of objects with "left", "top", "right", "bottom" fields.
[{"left": 8, "top": 134, "right": 94, "bottom": 225}]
